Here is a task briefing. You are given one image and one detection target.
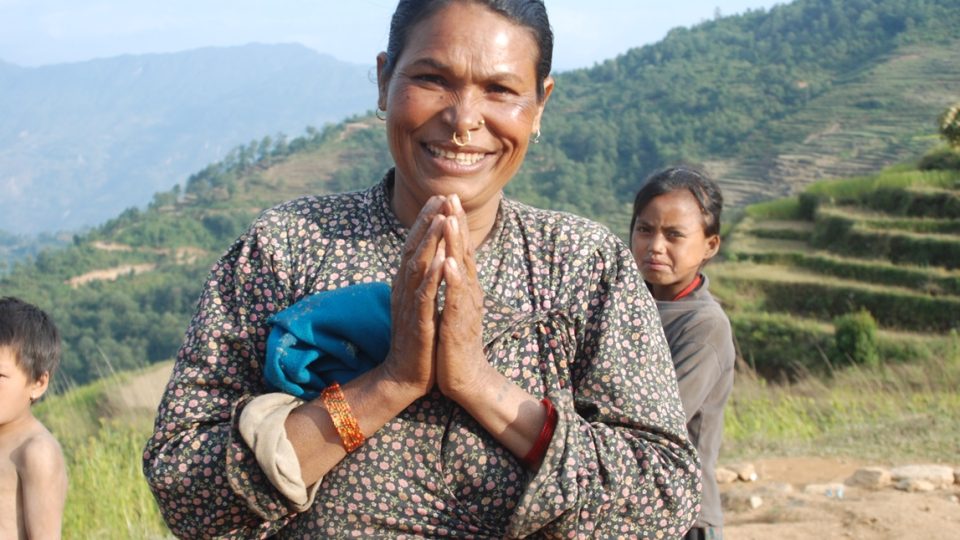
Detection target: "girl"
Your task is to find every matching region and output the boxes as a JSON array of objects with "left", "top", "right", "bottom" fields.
[{"left": 630, "top": 167, "right": 736, "bottom": 540}]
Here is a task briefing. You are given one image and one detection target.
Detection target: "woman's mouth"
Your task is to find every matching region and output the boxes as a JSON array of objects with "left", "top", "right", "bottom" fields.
[{"left": 425, "top": 144, "right": 486, "bottom": 166}]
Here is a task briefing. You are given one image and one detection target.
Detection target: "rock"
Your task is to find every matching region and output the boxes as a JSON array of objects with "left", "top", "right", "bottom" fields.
[
  {"left": 890, "top": 464, "right": 955, "bottom": 490},
  {"left": 803, "top": 482, "right": 846, "bottom": 499},
  {"left": 722, "top": 489, "right": 764, "bottom": 511},
  {"left": 895, "top": 479, "right": 936, "bottom": 492},
  {"left": 716, "top": 467, "right": 739, "bottom": 484},
  {"left": 757, "top": 482, "right": 794, "bottom": 497},
  {"left": 730, "top": 462, "right": 759, "bottom": 482},
  {"left": 955, "top": 468, "right": 960, "bottom": 485},
  {"left": 845, "top": 467, "right": 891, "bottom": 489},
  {"left": 948, "top": 495, "right": 959, "bottom": 504}
]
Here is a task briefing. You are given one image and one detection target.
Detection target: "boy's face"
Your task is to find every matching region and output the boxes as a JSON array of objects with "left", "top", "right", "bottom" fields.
[{"left": 0, "top": 346, "right": 48, "bottom": 427}]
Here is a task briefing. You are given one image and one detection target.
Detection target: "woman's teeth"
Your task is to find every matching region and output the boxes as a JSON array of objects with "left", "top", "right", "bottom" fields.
[{"left": 427, "top": 144, "right": 484, "bottom": 165}]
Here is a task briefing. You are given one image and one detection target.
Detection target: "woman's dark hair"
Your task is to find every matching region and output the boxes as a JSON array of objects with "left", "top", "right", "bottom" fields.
[
  {"left": 382, "top": 0, "right": 553, "bottom": 101},
  {"left": 0, "top": 296, "right": 61, "bottom": 383},
  {"left": 630, "top": 166, "right": 724, "bottom": 237}
]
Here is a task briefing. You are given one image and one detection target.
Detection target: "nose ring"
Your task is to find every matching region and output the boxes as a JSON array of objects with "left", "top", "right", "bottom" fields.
[{"left": 452, "top": 130, "right": 471, "bottom": 147}]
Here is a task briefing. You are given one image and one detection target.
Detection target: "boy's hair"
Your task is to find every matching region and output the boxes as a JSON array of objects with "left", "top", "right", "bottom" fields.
[
  {"left": 0, "top": 297, "right": 61, "bottom": 382},
  {"left": 631, "top": 166, "right": 724, "bottom": 237}
]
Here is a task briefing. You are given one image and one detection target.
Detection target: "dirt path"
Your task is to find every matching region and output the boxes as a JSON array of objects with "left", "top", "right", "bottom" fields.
[{"left": 722, "top": 457, "right": 960, "bottom": 539}]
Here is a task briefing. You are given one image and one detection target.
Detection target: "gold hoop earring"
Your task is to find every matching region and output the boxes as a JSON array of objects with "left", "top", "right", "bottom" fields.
[
  {"left": 533, "top": 129, "right": 541, "bottom": 144},
  {"left": 452, "top": 130, "right": 471, "bottom": 147}
]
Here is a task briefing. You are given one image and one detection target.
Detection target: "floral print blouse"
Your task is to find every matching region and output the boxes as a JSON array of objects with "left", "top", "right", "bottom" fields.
[{"left": 143, "top": 172, "right": 701, "bottom": 539}]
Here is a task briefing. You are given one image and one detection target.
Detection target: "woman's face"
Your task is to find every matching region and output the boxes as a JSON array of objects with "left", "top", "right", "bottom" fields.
[
  {"left": 377, "top": 1, "right": 553, "bottom": 226},
  {"left": 631, "top": 190, "right": 720, "bottom": 301}
]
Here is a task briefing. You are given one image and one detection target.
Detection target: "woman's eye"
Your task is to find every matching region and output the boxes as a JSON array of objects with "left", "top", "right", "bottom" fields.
[{"left": 415, "top": 74, "right": 445, "bottom": 85}]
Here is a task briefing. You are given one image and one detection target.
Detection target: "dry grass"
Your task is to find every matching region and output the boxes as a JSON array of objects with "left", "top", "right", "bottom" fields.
[{"left": 723, "top": 351, "right": 960, "bottom": 463}]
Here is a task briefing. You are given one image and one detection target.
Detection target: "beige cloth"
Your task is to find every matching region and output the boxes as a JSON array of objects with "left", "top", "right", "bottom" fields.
[{"left": 239, "top": 392, "right": 321, "bottom": 511}]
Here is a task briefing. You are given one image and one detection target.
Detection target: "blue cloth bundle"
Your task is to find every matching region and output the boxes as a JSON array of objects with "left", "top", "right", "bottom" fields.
[{"left": 263, "top": 282, "right": 392, "bottom": 400}]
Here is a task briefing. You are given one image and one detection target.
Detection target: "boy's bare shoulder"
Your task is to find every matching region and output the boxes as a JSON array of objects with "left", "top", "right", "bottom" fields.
[{"left": 14, "top": 421, "right": 65, "bottom": 473}]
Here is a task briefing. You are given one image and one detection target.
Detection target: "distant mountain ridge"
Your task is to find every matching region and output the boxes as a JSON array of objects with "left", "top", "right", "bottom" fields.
[{"left": 0, "top": 43, "right": 378, "bottom": 235}]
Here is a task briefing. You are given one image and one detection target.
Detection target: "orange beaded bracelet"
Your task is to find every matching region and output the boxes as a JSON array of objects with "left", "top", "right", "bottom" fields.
[{"left": 321, "top": 383, "right": 365, "bottom": 453}]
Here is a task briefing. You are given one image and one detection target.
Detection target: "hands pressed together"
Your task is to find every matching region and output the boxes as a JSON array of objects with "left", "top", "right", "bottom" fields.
[
  {"left": 287, "top": 193, "right": 546, "bottom": 483},
  {"left": 384, "top": 194, "right": 493, "bottom": 406}
]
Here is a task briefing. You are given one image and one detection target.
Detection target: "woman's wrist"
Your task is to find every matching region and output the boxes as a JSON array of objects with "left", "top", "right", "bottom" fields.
[
  {"left": 377, "top": 354, "right": 434, "bottom": 400},
  {"left": 441, "top": 358, "right": 500, "bottom": 407}
]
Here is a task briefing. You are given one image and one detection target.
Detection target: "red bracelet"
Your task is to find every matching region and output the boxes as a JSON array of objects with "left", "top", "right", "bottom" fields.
[
  {"left": 321, "top": 383, "right": 365, "bottom": 453},
  {"left": 521, "top": 398, "right": 557, "bottom": 469}
]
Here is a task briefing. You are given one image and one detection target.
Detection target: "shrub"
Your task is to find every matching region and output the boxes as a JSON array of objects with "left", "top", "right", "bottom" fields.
[
  {"left": 918, "top": 146, "right": 960, "bottom": 171},
  {"left": 798, "top": 192, "right": 821, "bottom": 220},
  {"left": 730, "top": 312, "right": 834, "bottom": 380},
  {"left": 810, "top": 219, "right": 960, "bottom": 269},
  {"left": 757, "top": 281, "right": 960, "bottom": 333},
  {"left": 860, "top": 188, "right": 960, "bottom": 218},
  {"left": 833, "top": 309, "right": 880, "bottom": 367}
]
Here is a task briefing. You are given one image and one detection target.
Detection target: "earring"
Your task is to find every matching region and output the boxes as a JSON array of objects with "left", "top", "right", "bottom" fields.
[
  {"left": 452, "top": 130, "right": 471, "bottom": 147},
  {"left": 375, "top": 108, "right": 386, "bottom": 121},
  {"left": 533, "top": 129, "right": 541, "bottom": 144}
]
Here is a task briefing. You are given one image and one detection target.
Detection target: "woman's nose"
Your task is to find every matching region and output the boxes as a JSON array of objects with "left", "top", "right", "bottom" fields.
[{"left": 446, "top": 91, "right": 485, "bottom": 136}]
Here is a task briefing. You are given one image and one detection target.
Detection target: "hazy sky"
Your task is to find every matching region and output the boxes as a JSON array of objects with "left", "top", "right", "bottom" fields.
[{"left": 0, "top": 0, "right": 784, "bottom": 71}]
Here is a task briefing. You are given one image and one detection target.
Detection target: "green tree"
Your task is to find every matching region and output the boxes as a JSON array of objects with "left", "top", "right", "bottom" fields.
[{"left": 939, "top": 103, "right": 960, "bottom": 149}]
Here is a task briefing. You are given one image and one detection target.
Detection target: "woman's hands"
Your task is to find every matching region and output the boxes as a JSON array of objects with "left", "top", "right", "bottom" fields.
[
  {"left": 382, "top": 194, "right": 493, "bottom": 405},
  {"left": 381, "top": 196, "right": 447, "bottom": 397},
  {"left": 435, "top": 195, "right": 492, "bottom": 403}
]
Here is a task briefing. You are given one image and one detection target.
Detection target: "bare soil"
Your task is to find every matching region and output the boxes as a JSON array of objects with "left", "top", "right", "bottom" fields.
[{"left": 722, "top": 457, "right": 960, "bottom": 539}]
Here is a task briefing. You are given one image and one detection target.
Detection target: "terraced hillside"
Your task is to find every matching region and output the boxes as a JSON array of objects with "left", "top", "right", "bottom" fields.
[
  {"left": 709, "top": 43, "right": 960, "bottom": 208},
  {"left": 709, "top": 161, "right": 960, "bottom": 378}
]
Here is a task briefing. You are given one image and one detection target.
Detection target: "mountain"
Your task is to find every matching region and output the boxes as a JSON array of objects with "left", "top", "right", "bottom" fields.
[
  {"left": 0, "top": 43, "right": 378, "bottom": 235},
  {"left": 2, "top": 0, "right": 960, "bottom": 387},
  {"left": 527, "top": 0, "right": 960, "bottom": 232}
]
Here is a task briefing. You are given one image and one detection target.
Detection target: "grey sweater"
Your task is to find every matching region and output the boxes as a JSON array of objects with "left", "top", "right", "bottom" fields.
[{"left": 655, "top": 274, "right": 735, "bottom": 529}]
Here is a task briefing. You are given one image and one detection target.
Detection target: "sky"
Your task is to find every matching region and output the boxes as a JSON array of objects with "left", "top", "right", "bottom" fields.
[{"left": 0, "top": 0, "right": 785, "bottom": 72}]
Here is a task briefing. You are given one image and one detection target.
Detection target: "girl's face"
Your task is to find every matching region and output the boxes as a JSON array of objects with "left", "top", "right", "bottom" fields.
[
  {"left": 631, "top": 190, "right": 720, "bottom": 301},
  {"left": 376, "top": 1, "right": 552, "bottom": 229}
]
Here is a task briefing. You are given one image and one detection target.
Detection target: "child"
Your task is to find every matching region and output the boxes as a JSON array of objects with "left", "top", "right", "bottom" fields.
[
  {"left": 0, "top": 296, "right": 67, "bottom": 540},
  {"left": 630, "top": 167, "right": 735, "bottom": 540}
]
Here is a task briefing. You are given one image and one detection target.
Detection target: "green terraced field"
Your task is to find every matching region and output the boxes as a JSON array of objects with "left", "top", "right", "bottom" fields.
[{"left": 714, "top": 160, "right": 960, "bottom": 377}]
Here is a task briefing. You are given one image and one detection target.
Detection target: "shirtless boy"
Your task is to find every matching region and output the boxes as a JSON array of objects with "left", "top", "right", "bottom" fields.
[{"left": 0, "top": 297, "right": 67, "bottom": 539}]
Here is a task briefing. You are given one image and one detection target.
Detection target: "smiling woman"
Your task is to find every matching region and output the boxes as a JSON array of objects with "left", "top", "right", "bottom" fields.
[{"left": 142, "top": 1, "right": 701, "bottom": 538}]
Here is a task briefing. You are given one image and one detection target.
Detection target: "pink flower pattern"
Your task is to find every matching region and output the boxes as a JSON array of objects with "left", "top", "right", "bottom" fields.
[{"left": 143, "top": 172, "right": 700, "bottom": 538}]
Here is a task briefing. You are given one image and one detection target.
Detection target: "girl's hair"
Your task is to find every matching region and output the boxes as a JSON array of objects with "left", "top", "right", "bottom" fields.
[
  {"left": 0, "top": 296, "right": 61, "bottom": 382},
  {"left": 630, "top": 166, "right": 724, "bottom": 237},
  {"left": 381, "top": 0, "right": 553, "bottom": 101}
]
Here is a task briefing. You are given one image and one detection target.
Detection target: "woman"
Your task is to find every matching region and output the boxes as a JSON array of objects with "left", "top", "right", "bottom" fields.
[
  {"left": 143, "top": 1, "right": 700, "bottom": 537},
  {"left": 630, "top": 167, "right": 736, "bottom": 540}
]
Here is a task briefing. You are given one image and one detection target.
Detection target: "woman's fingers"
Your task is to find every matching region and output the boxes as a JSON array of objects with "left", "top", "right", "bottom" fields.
[
  {"left": 436, "top": 194, "right": 489, "bottom": 403},
  {"left": 383, "top": 196, "right": 449, "bottom": 395}
]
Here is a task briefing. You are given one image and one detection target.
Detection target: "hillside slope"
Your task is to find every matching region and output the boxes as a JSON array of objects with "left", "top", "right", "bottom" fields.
[
  {"left": 0, "top": 43, "right": 378, "bottom": 235},
  {"left": 711, "top": 161, "right": 960, "bottom": 378}
]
